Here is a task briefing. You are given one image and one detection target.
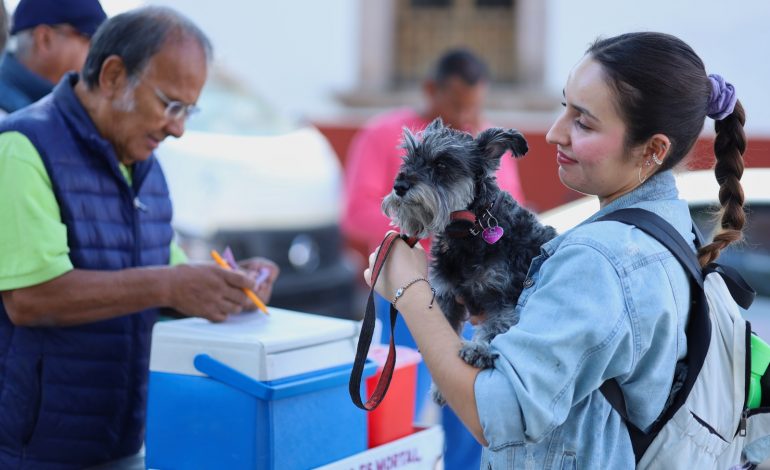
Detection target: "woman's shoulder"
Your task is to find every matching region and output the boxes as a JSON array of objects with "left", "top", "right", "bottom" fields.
[
  {"left": 555, "top": 221, "right": 638, "bottom": 266},
  {"left": 553, "top": 200, "right": 693, "bottom": 265}
]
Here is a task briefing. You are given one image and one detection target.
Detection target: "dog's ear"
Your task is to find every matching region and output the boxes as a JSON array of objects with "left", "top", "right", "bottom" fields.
[
  {"left": 426, "top": 117, "right": 445, "bottom": 132},
  {"left": 400, "top": 126, "right": 419, "bottom": 156},
  {"left": 475, "top": 128, "right": 529, "bottom": 162}
]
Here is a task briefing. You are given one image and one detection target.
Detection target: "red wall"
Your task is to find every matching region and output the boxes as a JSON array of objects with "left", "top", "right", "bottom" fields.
[{"left": 316, "top": 121, "right": 770, "bottom": 213}]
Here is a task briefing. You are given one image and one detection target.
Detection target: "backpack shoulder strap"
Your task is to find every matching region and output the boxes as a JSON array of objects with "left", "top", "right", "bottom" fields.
[
  {"left": 599, "top": 209, "right": 754, "bottom": 308},
  {"left": 705, "top": 263, "right": 755, "bottom": 310},
  {"left": 595, "top": 208, "right": 757, "bottom": 462},
  {"left": 598, "top": 208, "right": 703, "bottom": 288},
  {"left": 596, "top": 208, "right": 710, "bottom": 461}
]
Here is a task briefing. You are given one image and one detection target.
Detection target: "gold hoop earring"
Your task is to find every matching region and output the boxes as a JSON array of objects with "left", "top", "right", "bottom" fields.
[{"left": 638, "top": 160, "right": 652, "bottom": 184}]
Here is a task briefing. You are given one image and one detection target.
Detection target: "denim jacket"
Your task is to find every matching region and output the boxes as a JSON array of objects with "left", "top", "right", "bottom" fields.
[{"left": 475, "top": 170, "right": 694, "bottom": 469}]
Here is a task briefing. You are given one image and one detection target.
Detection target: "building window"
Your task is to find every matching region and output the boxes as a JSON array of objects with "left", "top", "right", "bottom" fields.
[{"left": 396, "top": 0, "right": 516, "bottom": 84}]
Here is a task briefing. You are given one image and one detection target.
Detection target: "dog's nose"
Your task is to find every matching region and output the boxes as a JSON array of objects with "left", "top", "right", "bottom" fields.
[{"left": 394, "top": 179, "right": 411, "bottom": 197}]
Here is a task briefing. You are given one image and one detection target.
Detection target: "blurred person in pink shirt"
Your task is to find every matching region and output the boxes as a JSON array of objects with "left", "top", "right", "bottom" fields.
[{"left": 342, "top": 48, "right": 525, "bottom": 255}]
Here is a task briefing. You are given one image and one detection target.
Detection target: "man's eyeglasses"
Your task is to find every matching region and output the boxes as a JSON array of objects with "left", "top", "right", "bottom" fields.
[{"left": 153, "top": 87, "right": 200, "bottom": 121}]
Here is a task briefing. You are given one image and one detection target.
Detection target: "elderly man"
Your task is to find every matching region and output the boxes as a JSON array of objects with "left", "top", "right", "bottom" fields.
[
  {"left": 0, "top": 0, "right": 107, "bottom": 115},
  {"left": 0, "top": 7, "right": 278, "bottom": 468}
]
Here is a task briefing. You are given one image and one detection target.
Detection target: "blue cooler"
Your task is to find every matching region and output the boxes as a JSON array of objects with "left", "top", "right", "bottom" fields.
[{"left": 145, "top": 308, "right": 376, "bottom": 470}]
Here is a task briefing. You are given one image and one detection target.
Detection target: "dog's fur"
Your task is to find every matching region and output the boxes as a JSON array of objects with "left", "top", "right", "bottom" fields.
[{"left": 382, "top": 118, "right": 556, "bottom": 402}]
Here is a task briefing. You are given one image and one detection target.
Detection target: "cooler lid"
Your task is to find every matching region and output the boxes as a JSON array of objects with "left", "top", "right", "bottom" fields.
[{"left": 149, "top": 308, "right": 361, "bottom": 381}]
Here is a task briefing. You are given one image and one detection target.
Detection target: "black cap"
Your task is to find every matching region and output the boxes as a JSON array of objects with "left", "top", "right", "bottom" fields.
[{"left": 11, "top": 0, "right": 107, "bottom": 37}]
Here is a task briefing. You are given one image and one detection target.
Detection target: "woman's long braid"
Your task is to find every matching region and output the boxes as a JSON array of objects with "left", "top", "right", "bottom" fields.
[{"left": 697, "top": 100, "right": 747, "bottom": 266}]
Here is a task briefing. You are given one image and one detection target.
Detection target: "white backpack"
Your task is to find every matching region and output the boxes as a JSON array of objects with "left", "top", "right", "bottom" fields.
[{"left": 599, "top": 209, "right": 770, "bottom": 469}]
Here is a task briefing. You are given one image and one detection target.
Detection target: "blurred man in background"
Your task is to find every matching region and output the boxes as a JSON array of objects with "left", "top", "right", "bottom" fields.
[
  {"left": 0, "top": 0, "right": 106, "bottom": 115},
  {"left": 0, "top": 6, "right": 278, "bottom": 467},
  {"left": 342, "top": 48, "right": 525, "bottom": 257}
]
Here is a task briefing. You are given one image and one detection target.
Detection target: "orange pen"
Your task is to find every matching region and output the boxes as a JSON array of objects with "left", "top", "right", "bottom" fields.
[{"left": 210, "top": 250, "right": 270, "bottom": 315}]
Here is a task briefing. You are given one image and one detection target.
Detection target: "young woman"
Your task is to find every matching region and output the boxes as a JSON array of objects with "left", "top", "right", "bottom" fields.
[{"left": 364, "top": 32, "right": 746, "bottom": 468}]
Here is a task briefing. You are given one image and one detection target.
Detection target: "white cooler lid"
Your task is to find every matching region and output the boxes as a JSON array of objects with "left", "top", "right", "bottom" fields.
[{"left": 149, "top": 308, "right": 361, "bottom": 381}]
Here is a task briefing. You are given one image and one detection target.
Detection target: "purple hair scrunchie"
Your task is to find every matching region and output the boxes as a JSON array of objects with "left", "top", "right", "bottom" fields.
[{"left": 707, "top": 74, "right": 737, "bottom": 121}]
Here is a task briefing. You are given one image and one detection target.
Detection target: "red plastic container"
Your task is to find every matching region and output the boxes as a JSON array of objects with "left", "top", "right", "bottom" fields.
[{"left": 366, "top": 345, "right": 422, "bottom": 447}]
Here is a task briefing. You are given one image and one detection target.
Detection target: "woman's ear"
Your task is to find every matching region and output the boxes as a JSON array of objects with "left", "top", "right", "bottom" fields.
[{"left": 644, "top": 134, "right": 672, "bottom": 166}]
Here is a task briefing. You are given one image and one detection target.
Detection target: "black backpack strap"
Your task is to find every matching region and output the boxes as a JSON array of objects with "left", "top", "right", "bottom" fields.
[
  {"left": 595, "top": 208, "right": 756, "bottom": 462},
  {"left": 599, "top": 210, "right": 754, "bottom": 309},
  {"left": 598, "top": 379, "right": 628, "bottom": 420},
  {"left": 691, "top": 219, "right": 707, "bottom": 248},
  {"left": 598, "top": 379, "right": 654, "bottom": 459},
  {"left": 596, "top": 208, "right": 711, "bottom": 462},
  {"left": 704, "top": 263, "right": 755, "bottom": 310},
  {"left": 599, "top": 209, "right": 703, "bottom": 288}
]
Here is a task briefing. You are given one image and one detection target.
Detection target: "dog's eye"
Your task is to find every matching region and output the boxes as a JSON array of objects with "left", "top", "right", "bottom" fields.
[{"left": 435, "top": 161, "right": 447, "bottom": 171}]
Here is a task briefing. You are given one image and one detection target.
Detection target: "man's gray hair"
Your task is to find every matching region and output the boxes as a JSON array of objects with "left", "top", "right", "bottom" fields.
[
  {"left": 7, "top": 29, "right": 33, "bottom": 58},
  {"left": 81, "top": 6, "right": 213, "bottom": 89}
]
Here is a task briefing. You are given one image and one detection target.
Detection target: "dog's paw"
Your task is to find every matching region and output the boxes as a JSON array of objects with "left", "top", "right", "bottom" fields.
[
  {"left": 430, "top": 383, "right": 447, "bottom": 406},
  {"left": 459, "top": 341, "right": 498, "bottom": 369}
]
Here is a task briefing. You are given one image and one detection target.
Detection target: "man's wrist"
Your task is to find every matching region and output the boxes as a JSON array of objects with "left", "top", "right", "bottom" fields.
[{"left": 148, "top": 265, "right": 175, "bottom": 307}]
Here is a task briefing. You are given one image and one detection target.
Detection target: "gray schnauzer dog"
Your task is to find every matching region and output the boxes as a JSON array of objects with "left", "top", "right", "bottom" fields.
[{"left": 382, "top": 118, "right": 556, "bottom": 401}]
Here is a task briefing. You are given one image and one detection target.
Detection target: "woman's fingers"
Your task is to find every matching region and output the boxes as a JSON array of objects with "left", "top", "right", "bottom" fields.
[{"left": 363, "top": 231, "right": 429, "bottom": 296}]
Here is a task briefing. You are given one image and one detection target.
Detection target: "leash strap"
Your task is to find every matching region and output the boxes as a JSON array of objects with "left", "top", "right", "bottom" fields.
[{"left": 349, "top": 232, "right": 418, "bottom": 410}]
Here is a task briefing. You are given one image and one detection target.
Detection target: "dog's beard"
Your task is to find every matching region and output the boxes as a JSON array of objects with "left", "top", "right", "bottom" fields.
[{"left": 382, "top": 180, "right": 474, "bottom": 238}]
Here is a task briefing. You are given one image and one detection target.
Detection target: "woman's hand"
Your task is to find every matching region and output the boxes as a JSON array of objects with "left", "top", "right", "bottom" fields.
[{"left": 364, "top": 232, "right": 429, "bottom": 302}]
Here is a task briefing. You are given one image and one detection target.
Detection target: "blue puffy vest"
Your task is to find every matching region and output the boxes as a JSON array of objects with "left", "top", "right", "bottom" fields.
[
  {"left": 0, "top": 53, "right": 54, "bottom": 114},
  {"left": 0, "top": 73, "right": 173, "bottom": 468}
]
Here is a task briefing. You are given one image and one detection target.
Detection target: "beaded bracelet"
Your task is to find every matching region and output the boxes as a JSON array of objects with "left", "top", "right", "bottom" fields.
[{"left": 392, "top": 277, "right": 437, "bottom": 309}]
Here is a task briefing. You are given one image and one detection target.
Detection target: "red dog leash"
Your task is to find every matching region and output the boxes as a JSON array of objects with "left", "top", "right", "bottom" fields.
[{"left": 349, "top": 232, "right": 419, "bottom": 411}]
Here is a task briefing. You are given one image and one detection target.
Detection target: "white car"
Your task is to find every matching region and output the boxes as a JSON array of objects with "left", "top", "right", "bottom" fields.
[
  {"left": 538, "top": 168, "right": 770, "bottom": 337},
  {"left": 155, "top": 76, "right": 358, "bottom": 319}
]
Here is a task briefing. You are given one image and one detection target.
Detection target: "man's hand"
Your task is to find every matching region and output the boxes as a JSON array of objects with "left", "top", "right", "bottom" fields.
[
  {"left": 166, "top": 263, "right": 258, "bottom": 322},
  {"left": 239, "top": 257, "right": 280, "bottom": 305}
]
